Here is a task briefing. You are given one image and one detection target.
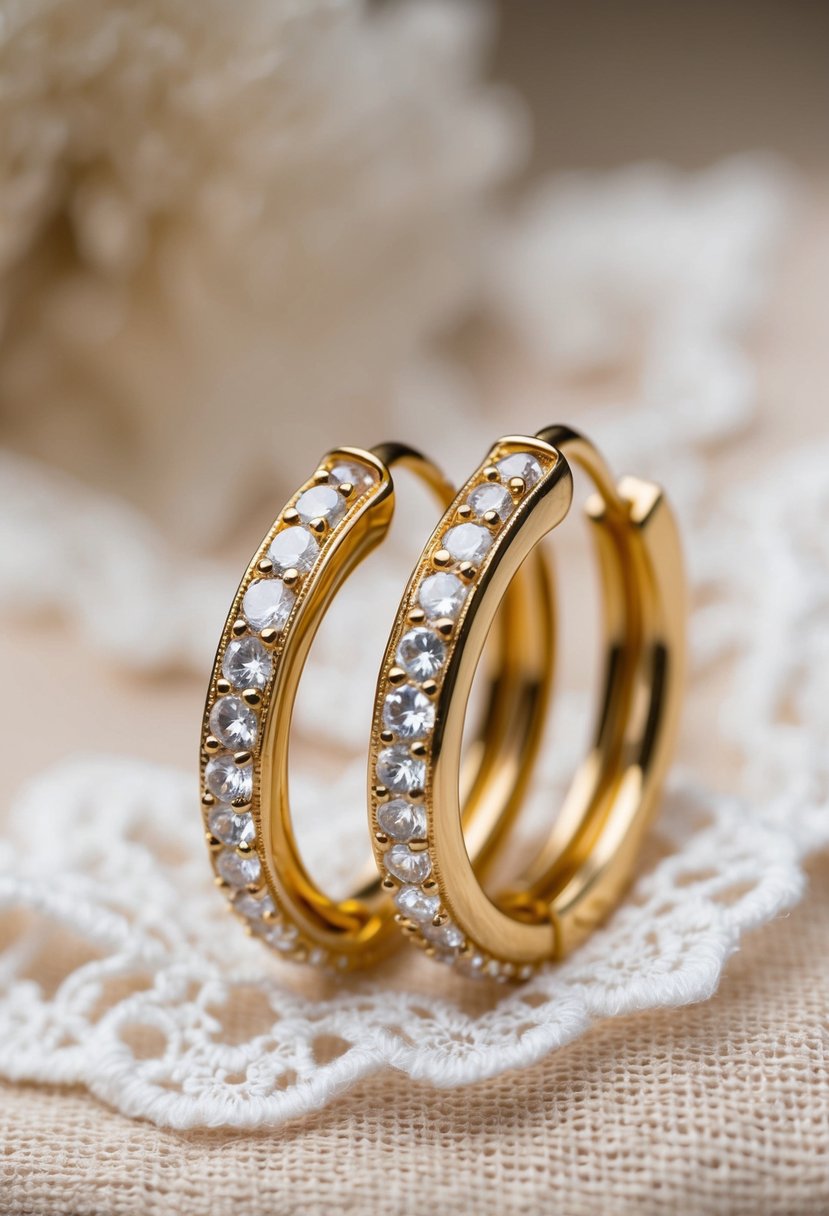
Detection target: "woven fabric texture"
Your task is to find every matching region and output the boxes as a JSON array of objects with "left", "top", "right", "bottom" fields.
[{"left": 2, "top": 855, "right": 827, "bottom": 1216}]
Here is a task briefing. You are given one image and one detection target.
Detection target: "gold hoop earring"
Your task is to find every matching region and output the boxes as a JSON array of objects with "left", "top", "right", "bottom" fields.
[{"left": 369, "top": 426, "right": 686, "bottom": 981}]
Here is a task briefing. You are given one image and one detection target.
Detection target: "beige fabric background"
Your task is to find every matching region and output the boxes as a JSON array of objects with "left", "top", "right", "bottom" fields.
[{"left": 2, "top": 856, "right": 826, "bottom": 1216}]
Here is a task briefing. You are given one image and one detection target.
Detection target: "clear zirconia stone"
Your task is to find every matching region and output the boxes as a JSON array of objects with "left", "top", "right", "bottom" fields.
[
  {"left": 233, "top": 891, "right": 275, "bottom": 921},
  {"left": 208, "top": 806, "right": 255, "bottom": 847},
  {"left": 383, "top": 684, "right": 435, "bottom": 740},
  {"left": 222, "top": 637, "right": 272, "bottom": 690},
  {"left": 442, "top": 522, "right": 493, "bottom": 564},
  {"left": 268, "top": 526, "right": 319, "bottom": 573},
  {"left": 468, "top": 482, "right": 513, "bottom": 522},
  {"left": 396, "top": 628, "right": 445, "bottom": 682},
  {"left": 376, "top": 798, "right": 427, "bottom": 842},
  {"left": 329, "top": 460, "right": 376, "bottom": 490},
  {"left": 385, "top": 843, "right": 432, "bottom": 883},
  {"left": 395, "top": 884, "right": 440, "bottom": 924},
  {"left": 209, "top": 695, "right": 258, "bottom": 750},
  {"left": 264, "top": 921, "right": 299, "bottom": 951},
  {"left": 295, "top": 484, "right": 345, "bottom": 525},
  {"left": 424, "top": 919, "right": 465, "bottom": 950},
  {"left": 242, "top": 578, "right": 294, "bottom": 633},
  {"left": 497, "top": 452, "right": 543, "bottom": 487},
  {"left": 217, "top": 849, "right": 261, "bottom": 887},
  {"left": 418, "top": 572, "right": 467, "bottom": 621},
  {"left": 376, "top": 745, "right": 425, "bottom": 795},
  {"left": 205, "top": 754, "right": 253, "bottom": 804}
]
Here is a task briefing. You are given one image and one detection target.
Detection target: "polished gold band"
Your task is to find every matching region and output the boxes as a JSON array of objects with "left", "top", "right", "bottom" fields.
[
  {"left": 368, "top": 427, "right": 686, "bottom": 981},
  {"left": 199, "top": 443, "right": 553, "bottom": 971}
]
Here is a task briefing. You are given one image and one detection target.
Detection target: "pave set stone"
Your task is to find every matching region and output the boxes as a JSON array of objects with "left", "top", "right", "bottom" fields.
[
  {"left": 202, "top": 455, "right": 378, "bottom": 970},
  {"left": 373, "top": 448, "right": 546, "bottom": 981}
]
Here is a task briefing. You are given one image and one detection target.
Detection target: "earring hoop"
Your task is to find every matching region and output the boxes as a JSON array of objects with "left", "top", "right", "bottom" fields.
[
  {"left": 368, "top": 426, "right": 686, "bottom": 981},
  {"left": 199, "top": 443, "right": 552, "bottom": 971}
]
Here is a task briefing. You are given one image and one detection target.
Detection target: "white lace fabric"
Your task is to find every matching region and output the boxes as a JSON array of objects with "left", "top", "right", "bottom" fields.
[{"left": 2, "top": 158, "right": 828, "bottom": 1130}]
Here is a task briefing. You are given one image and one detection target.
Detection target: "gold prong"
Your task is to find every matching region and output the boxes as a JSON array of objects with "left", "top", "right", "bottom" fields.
[
  {"left": 409, "top": 839, "right": 429, "bottom": 852},
  {"left": 422, "top": 680, "right": 438, "bottom": 698},
  {"left": 202, "top": 792, "right": 215, "bottom": 807},
  {"left": 282, "top": 567, "right": 300, "bottom": 589},
  {"left": 402, "top": 922, "right": 419, "bottom": 935},
  {"left": 260, "top": 627, "right": 278, "bottom": 647},
  {"left": 457, "top": 503, "right": 473, "bottom": 519},
  {"left": 231, "top": 798, "right": 252, "bottom": 812},
  {"left": 257, "top": 557, "right": 274, "bottom": 575},
  {"left": 375, "top": 832, "right": 389, "bottom": 844},
  {"left": 234, "top": 750, "right": 252, "bottom": 766},
  {"left": 374, "top": 785, "right": 389, "bottom": 801},
  {"left": 458, "top": 561, "right": 476, "bottom": 581},
  {"left": 380, "top": 730, "right": 394, "bottom": 744},
  {"left": 309, "top": 517, "right": 327, "bottom": 535},
  {"left": 236, "top": 841, "right": 254, "bottom": 856},
  {"left": 387, "top": 666, "right": 406, "bottom": 686},
  {"left": 214, "top": 877, "right": 230, "bottom": 891},
  {"left": 508, "top": 476, "right": 526, "bottom": 498},
  {"left": 283, "top": 507, "right": 300, "bottom": 525},
  {"left": 482, "top": 509, "right": 499, "bottom": 527},
  {"left": 434, "top": 618, "right": 454, "bottom": 638},
  {"left": 483, "top": 464, "right": 499, "bottom": 481},
  {"left": 422, "top": 879, "right": 437, "bottom": 891},
  {"left": 393, "top": 913, "right": 408, "bottom": 925},
  {"left": 245, "top": 882, "right": 265, "bottom": 896},
  {"left": 410, "top": 741, "right": 427, "bottom": 758},
  {"left": 262, "top": 908, "right": 277, "bottom": 923},
  {"left": 232, "top": 618, "right": 247, "bottom": 637},
  {"left": 409, "top": 787, "right": 425, "bottom": 801},
  {"left": 204, "top": 736, "right": 221, "bottom": 754},
  {"left": 432, "top": 912, "right": 449, "bottom": 927},
  {"left": 313, "top": 467, "right": 330, "bottom": 484},
  {"left": 216, "top": 678, "right": 231, "bottom": 696},
  {"left": 382, "top": 877, "right": 396, "bottom": 890},
  {"left": 408, "top": 607, "right": 426, "bottom": 625},
  {"left": 432, "top": 549, "right": 451, "bottom": 568},
  {"left": 338, "top": 481, "right": 354, "bottom": 498},
  {"left": 205, "top": 833, "right": 222, "bottom": 851},
  {"left": 424, "top": 945, "right": 437, "bottom": 958},
  {"left": 242, "top": 688, "right": 261, "bottom": 707}
]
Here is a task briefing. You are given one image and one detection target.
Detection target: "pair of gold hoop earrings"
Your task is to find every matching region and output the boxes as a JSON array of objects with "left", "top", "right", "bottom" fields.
[{"left": 199, "top": 426, "right": 685, "bottom": 982}]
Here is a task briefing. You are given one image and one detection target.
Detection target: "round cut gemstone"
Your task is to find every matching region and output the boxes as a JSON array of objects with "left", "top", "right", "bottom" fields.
[
  {"left": 497, "top": 452, "right": 543, "bottom": 487},
  {"left": 243, "top": 578, "right": 294, "bottom": 632},
  {"left": 395, "top": 884, "right": 440, "bottom": 924},
  {"left": 329, "top": 460, "right": 376, "bottom": 490},
  {"left": 468, "top": 482, "right": 513, "bottom": 522},
  {"left": 234, "top": 890, "right": 275, "bottom": 921},
  {"left": 442, "top": 522, "right": 492, "bottom": 564},
  {"left": 424, "top": 919, "right": 465, "bottom": 950},
  {"left": 385, "top": 843, "right": 432, "bottom": 884},
  {"left": 376, "top": 798, "right": 426, "bottom": 842},
  {"left": 295, "top": 484, "right": 345, "bottom": 525},
  {"left": 264, "top": 921, "right": 299, "bottom": 952},
  {"left": 396, "top": 628, "right": 445, "bottom": 682},
  {"left": 383, "top": 684, "right": 435, "bottom": 740},
  {"left": 217, "top": 849, "right": 261, "bottom": 888},
  {"left": 222, "top": 637, "right": 272, "bottom": 690},
  {"left": 205, "top": 754, "right": 253, "bottom": 804},
  {"left": 376, "top": 745, "right": 425, "bottom": 795},
  {"left": 268, "top": 526, "right": 319, "bottom": 573},
  {"left": 209, "top": 695, "right": 258, "bottom": 750},
  {"left": 418, "top": 572, "right": 467, "bottom": 621},
  {"left": 208, "top": 806, "right": 255, "bottom": 847}
]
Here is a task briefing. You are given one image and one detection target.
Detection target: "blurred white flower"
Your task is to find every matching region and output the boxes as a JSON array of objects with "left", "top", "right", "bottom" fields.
[{"left": 0, "top": 0, "right": 525, "bottom": 542}]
